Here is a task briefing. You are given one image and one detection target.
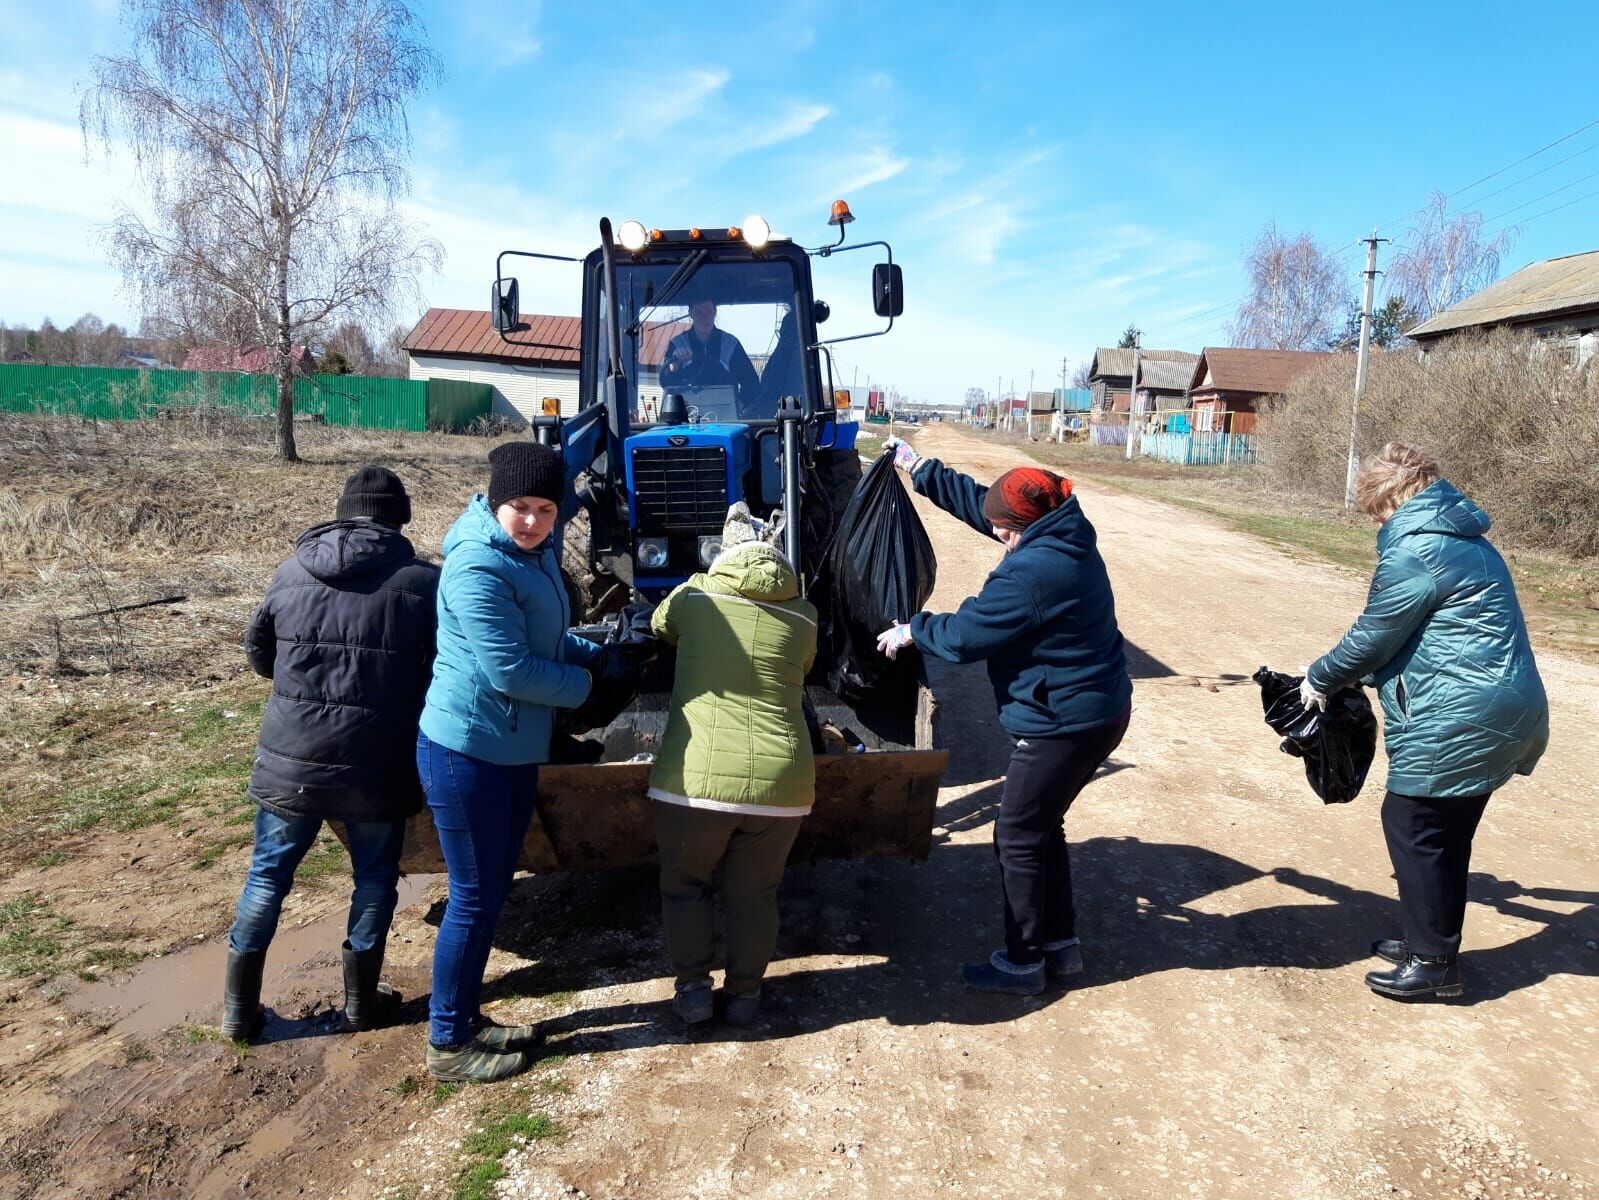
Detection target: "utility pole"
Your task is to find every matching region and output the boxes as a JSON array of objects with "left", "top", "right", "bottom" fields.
[
  {"left": 1345, "top": 231, "right": 1388, "bottom": 507},
  {"left": 1124, "top": 331, "right": 1141, "bottom": 460}
]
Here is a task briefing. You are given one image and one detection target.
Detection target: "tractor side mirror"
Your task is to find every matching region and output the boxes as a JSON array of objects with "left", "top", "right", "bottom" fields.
[
  {"left": 491, "top": 277, "right": 521, "bottom": 333},
  {"left": 872, "top": 263, "right": 904, "bottom": 318}
]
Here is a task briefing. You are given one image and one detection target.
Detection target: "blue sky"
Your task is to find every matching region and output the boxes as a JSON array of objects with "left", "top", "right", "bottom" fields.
[{"left": 3, "top": 0, "right": 1597, "bottom": 404}]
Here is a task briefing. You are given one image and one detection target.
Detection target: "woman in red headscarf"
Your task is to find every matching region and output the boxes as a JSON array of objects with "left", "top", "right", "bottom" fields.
[{"left": 878, "top": 438, "right": 1131, "bottom": 995}]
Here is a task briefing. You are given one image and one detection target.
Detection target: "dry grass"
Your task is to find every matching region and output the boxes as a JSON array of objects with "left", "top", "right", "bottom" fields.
[
  {"left": 1258, "top": 332, "right": 1599, "bottom": 557},
  {"left": 0, "top": 412, "right": 521, "bottom": 680}
]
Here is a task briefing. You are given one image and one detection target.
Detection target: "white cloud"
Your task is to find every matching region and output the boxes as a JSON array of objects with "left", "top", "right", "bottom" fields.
[{"left": 820, "top": 146, "right": 909, "bottom": 202}]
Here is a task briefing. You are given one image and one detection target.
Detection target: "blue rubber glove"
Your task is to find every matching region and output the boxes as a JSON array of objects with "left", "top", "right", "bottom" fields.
[
  {"left": 883, "top": 437, "right": 923, "bottom": 474},
  {"left": 876, "top": 622, "right": 914, "bottom": 659}
]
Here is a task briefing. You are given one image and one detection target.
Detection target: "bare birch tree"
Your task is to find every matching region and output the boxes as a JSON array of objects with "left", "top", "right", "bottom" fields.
[
  {"left": 82, "top": 0, "right": 442, "bottom": 460},
  {"left": 1386, "top": 191, "right": 1514, "bottom": 326},
  {"left": 1229, "top": 223, "right": 1348, "bottom": 351}
]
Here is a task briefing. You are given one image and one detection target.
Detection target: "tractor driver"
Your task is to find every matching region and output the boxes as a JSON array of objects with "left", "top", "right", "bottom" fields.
[{"left": 660, "top": 298, "right": 761, "bottom": 415}]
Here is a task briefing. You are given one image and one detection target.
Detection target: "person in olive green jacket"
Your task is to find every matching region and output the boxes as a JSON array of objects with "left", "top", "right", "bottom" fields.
[
  {"left": 647, "top": 504, "right": 817, "bottom": 1028},
  {"left": 1302, "top": 443, "right": 1547, "bottom": 1002}
]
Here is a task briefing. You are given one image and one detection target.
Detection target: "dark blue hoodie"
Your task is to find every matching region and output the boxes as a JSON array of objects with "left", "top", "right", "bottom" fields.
[{"left": 908, "top": 460, "right": 1131, "bottom": 738}]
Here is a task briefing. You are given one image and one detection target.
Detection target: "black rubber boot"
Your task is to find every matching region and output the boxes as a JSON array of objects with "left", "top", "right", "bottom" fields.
[
  {"left": 342, "top": 941, "right": 402, "bottom": 1031},
  {"left": 221, "top": 950, "right": 267, "bottom": 1042},
  {"left": 1365, "top": 954, "right": 1463, "bottom": 1000}
]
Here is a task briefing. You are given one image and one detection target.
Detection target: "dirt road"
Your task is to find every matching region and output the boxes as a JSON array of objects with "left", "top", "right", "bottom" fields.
[{"left": 5, "top": 423, "right": 1595, "bottom": 1199}]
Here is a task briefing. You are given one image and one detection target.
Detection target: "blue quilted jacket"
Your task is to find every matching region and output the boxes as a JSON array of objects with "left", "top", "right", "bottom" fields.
[
  {"left": 419, "top": 497, "right": 597, "bottom": 766},
  {"left": 1307, "top": 480, "right": 1548, "bottom": 798}
]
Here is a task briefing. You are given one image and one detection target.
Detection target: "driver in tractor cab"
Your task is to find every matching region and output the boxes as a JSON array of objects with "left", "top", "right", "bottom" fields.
[{"left": 659, "top": 297, "right": 760, "bottom": 412}]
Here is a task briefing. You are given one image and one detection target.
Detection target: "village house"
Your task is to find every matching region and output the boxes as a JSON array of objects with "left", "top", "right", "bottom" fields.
[
  {"left": 1404, "top": 248, "right": 1599, "bottom": 365},
  {"left": 1086, "top": 347, "right": 1198, "bottom": 412},
  {"left": 1185, "top": 347, "right": 1336, "bottom": 432}
]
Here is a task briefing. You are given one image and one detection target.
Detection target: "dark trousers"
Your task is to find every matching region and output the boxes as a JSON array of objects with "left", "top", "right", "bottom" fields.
[
  {"left": 653, "top": 801, "right": 802, "bottom": 998},
  {"left": 417, "top": 731, "right": 538, "bottom": 1048},
  {"left": 1381, "top": 789, "right": 1491, "bottom": 959},
  {"left": 995, "top": 711, "right": 1129, "bottom": 965}
]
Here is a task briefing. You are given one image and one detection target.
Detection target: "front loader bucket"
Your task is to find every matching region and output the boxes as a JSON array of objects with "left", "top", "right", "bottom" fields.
[{"left": 391, "top": 747, "right": 948, "bottom": 874}]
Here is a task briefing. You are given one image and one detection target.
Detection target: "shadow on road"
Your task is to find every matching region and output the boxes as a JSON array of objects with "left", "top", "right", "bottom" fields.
[{"left": 419, "top": 826, "right": 1591, "bottom": 1057}]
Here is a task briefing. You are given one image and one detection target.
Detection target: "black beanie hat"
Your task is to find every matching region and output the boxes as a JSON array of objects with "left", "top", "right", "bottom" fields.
[
  {"left": 335, "top": 465, "right": 411, "bottom": 527},
  {"left": 488, "top": 441, "right": 566, "bottom": 510}
]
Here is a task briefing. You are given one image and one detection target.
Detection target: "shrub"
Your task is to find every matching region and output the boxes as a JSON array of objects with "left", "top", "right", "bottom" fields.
[{"left": 1257, "top": 331, "right": 1599, "bottom": 556}]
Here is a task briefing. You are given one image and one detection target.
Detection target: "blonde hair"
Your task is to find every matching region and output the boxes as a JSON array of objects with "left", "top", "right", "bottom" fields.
[{"left": 1354, "top": 442, "right": 1441, "bottom": 523}]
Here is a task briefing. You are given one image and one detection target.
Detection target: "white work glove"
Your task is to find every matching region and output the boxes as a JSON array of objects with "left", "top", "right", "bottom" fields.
[
  {"left": 876, "top": 622, "right": 914, "bottom": 659},
  {"left": 1299, "top": 676, "right": 1327, "bottom": 712},
  {"left": 883, "top": 437, "right": 923, "bottom": 474}
]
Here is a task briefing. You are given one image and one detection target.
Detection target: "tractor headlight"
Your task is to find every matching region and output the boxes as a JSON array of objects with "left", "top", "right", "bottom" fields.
[
  {"left": 743, "top": 214, "right": 771, "bottom": 250},
  {"left": 637, "top": 537, "right": 669, "bottom": 569},
  {"left": 619, "top": 219, "right": 649, "bottom": 252},
  {"left": 697, "top": 536, "right": 723, "bottom": 566}
]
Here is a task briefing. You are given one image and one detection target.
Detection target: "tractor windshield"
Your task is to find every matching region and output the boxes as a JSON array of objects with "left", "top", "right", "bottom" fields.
[{"left": 594, "top": 256, "right": 810, "bottom": 422}]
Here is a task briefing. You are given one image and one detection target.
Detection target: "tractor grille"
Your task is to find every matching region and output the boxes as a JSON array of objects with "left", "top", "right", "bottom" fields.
[{"left": 632, "top": 446, "right": 729, "bottom": 531}]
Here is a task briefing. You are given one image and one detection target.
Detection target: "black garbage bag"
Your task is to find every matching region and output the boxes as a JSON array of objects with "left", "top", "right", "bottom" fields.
[
  {"left": 1253, "top": 666, "right": 1378, "bottom": 804},
  {"left": 826, "top": 452, "right": 937, "bottom": 700},
  {"left": 554, "top": 603, "right": 665, "bottom": 737}
]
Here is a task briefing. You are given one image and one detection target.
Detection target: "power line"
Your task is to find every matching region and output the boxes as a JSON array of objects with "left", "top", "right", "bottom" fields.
[
  {"left": 1482, "top": 167, "right": 1599, "bottom": 223},
  {"left": 1444, "top": 117, "right": 1599, "bottom": 205}
]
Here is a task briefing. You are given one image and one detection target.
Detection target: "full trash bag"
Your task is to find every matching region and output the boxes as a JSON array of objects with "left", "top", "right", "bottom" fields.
[
  {"left": 554, "top": 603, "right": 665, "bottom": 737},
  {"left": 1253, "top": 666, "right": 1378, "bottom": 805},
  {"left": 826, "top": 452, "right": 937, "bottom": 700}
]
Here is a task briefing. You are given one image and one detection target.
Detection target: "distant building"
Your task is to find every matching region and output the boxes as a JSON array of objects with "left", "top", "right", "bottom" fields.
[
  {"left": 181, "top": 345, "right": 308, "bottom": 373},
  {"left": 1186, "top": 347, "right": 1336, "bottom": 432},
  {"left": 1404, "top": 249, "right": 1599, "bottom": 365},
  {"left": 1087, "top": 347, "right": 1198, "bottom": 413},
  {"left": 401, "top": 308, "right": 683, "bottom": 423}
]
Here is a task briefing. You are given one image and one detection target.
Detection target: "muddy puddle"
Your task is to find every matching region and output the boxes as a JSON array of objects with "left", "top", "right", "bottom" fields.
[{"left": 67, "top": 874, "right": 439, "bottom": 1038}]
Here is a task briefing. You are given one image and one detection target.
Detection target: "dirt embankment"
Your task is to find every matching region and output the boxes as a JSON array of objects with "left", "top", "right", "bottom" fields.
[{"left": 1, "top": 421, "right": 1595, "bottom": 1199}]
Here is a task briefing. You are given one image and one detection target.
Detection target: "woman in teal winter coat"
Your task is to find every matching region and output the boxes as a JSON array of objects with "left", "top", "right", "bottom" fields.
[
  {"left": 416, "top": 442, "right": 599, "bottom": 1081},
  {"left": 1303, "top": 443, "right": 1547, "bottom": 1001}
]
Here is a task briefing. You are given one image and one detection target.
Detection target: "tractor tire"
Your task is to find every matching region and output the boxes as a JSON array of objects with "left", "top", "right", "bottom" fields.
[{"left": 561, "top": 503, "right": 629, "bottom": 624}]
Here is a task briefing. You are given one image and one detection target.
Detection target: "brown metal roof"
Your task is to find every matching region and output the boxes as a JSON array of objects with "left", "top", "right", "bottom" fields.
[
  {"left": 1088, "top": 346, "right": 1197, "bottom": 381},
  {"left": 1188, "top": 347, "right": 1337, "bottom": 395},
  {"left": 1404, "top": 249, "right": 1599, "bottom": 340},
  {"left": 1134, "top": 359, "right": 1196, "bottom": 392},
  {"left": 402, "top": 308, "right": 689, "bottom": 368}
]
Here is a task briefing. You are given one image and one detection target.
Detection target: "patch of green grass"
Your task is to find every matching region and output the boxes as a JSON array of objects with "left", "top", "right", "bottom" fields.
[
  {"left": 296, "top": 836, "right": 349, "bottom": 883},
  {"left": 33, "top": 850, "right": 65, "bottom": 868},
  {"left": 191, "top": 831, "right": 252, "bottom": 871},
  {"left": 52, "top": 759, "right": 250, "bottom": 836},
  {"left": 453, "top": 1112, "right": 562, "bottom": 1200},
  {"left": 183, "top": 1025, "right": 251, "bottom": 1055},
  {"left": 431, "top": 1081, "right": 463, "bottom": 1105},
  {"left": 179, "top": 698, "right": 264, "bottom": 748},
  {"left": 537, "top": 1077, "right": 571, "bottom": 1095},
  {"left": 77, "top": 945, "right": 145, "bottom": 980},
  {"left": 123, "top": 1040, "right": 154, "bottom": 1064},
  {"left": 0, "top": 893, "right": 70, "bottom": 978},
  {"left": 392, "top": 1075, "right": 421, "bottom": 1098}
]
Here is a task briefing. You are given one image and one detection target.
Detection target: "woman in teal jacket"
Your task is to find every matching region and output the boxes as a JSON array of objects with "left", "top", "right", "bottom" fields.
[
  {"left": 1304, "top": 443, "right": 1547, "bottom": 1001},
  {"left": 416, "top": 442, "right": 598, "bottom": 1081}
]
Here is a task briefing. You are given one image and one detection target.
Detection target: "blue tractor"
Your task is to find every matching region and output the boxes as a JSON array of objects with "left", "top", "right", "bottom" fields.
[{"left": 415, "top": 205, "right": 949, "bottom": 871}]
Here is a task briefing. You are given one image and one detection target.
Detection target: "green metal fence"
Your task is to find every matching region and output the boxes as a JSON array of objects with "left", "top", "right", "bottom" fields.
[
  {"left": 423, "top": 378, "right": 493, "bottom": 432},
  {"left": 0, "top": 363, "right": 453, "bottom": 432}
]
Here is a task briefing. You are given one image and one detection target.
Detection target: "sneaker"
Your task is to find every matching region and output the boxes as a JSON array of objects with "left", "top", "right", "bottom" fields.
[
  {"left": 1370, "top": 937, "right": 1407, "bottom": 965},
  {"left": 723, "top": 990, "right": 761, "bottom": 1027},
  {"left": 473, "top": 1014, "right": 542, "bottom": 1052},
  {"left": 1043, "top": 938, "right": 1084, "bottom": 980},
  {"left": 961, "top": 951, "right": 1045, "bottom": 995},
  {"left": 427, "top": 1040, "right": 529, "bottom": 1083},
  {"left": 672, "top": 983, "right": 714, "bottom": 1025}
]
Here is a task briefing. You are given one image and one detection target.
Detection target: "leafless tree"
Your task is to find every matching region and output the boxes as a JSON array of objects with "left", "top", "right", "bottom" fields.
[
  {"left": 1229, "top": 223, "right": 1349, "bottom": 351},
  {"left": 82, "top": 0, "right": 443, "bottom": 460},
  {"left": 1069, "top": 361, "right": 1092, "bottom": 389},
  {"left": 1386, "top": 191, "right": 1514, "bottom": 326}
]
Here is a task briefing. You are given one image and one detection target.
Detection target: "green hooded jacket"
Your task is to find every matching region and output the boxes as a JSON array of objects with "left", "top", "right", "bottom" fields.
[
  {"left": 1307, "top": 479, "right": 1548, "bottom": 798},
  {"left": 647, "top": 543, "right": 819, "bottom": 814}
]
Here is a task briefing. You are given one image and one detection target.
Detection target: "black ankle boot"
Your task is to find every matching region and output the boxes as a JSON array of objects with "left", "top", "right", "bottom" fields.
[
  {"left": 342, "top": 941, "right": 401, "bottom": 1031},
  {"left": 1365, "top": 954, "right": 1462, "bottom": 1000},
  {"left": 221, "top": 950, "right": 267, "bottom": 1041},
  {"left": 1370, "top": 937, "right": 1407, "bottom": 965}
]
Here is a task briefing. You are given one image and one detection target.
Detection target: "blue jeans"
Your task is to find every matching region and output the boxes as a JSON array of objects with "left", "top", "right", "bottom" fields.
[
  {"left": 228, "top": 806, "right": 405, "bottom": 956},
  {"left": 417, "top": 731, "right": 538, "bottom": 1048}
]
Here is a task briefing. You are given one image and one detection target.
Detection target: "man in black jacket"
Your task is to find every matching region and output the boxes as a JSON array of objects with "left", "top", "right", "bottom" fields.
[{"left": 222, "top": 466, "right": 440, "bottom": 1041}]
